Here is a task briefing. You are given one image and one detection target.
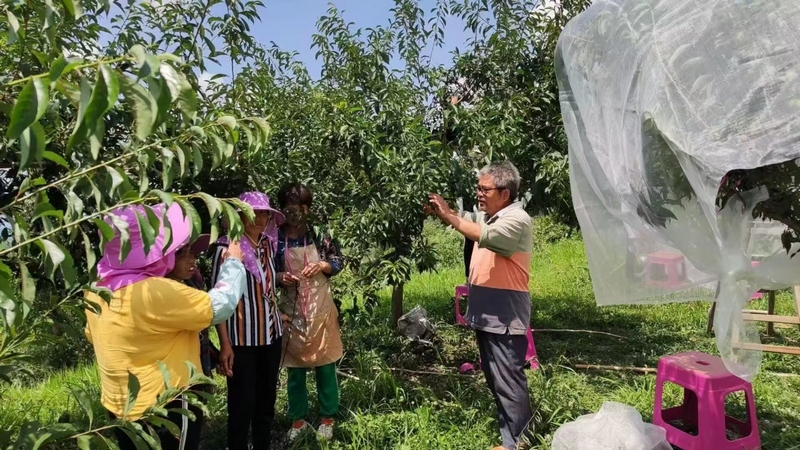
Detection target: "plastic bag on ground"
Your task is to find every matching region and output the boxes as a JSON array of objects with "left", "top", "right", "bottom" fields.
[
  {"left": 551, "top": 402, "right": 670, "bottom": 450},
  {"left": 397, "top": 306, "right": 436, "bottom": 343}
]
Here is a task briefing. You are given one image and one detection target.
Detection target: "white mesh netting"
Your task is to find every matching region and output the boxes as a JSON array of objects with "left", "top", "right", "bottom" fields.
[{"left": 556, "top": 0, "right": 800, "bottom": 380}]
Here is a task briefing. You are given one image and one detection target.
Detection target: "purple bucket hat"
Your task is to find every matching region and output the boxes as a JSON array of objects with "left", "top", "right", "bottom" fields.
[
  {"left": 217, "top": 191, "right": 284, "bottom": 287},
  {"left": 237, "top": 191, "right": 285, "bottom": 226}
]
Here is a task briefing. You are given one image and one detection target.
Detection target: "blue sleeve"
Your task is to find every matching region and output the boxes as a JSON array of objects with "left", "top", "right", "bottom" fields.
[{"left": 209, "top": 258, "right": 246, "bottom": 325}]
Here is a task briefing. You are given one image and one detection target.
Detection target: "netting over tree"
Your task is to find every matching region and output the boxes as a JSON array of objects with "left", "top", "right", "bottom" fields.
[{"left": 556, "top": 0, "right": 800, "bottom": 379}]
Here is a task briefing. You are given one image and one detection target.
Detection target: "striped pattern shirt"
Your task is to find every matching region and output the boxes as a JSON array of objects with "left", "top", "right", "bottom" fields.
[{"left": 211, "top": 240, "right": 283, "bottom": 346}]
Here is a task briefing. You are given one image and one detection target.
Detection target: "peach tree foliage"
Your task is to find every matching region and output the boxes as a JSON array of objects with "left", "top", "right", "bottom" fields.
[{"left": 0, "top": 0, "right": 268, "bottom": 447}]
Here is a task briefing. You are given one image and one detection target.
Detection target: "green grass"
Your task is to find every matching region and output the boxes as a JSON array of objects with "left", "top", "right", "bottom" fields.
[{"left": 3, "top": 230, "right": 800, "bottom": 449}]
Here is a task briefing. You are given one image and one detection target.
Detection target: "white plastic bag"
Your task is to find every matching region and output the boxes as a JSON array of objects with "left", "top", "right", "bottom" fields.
[{"left": 552, "top": 402, "right": 670, "bottom": 450}]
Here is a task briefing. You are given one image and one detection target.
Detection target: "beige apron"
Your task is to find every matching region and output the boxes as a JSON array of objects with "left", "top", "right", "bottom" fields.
[{"left": 279, "top": 238, "right": 343, "bottom": 368}]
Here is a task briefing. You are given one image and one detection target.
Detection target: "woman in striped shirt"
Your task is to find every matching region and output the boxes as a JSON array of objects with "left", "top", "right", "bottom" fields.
[{"left": 211, "top": 191, "right": 285, "bottom": 450}]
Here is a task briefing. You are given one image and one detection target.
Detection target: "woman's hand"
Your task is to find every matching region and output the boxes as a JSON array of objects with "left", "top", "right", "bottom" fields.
[
  {"left": 278, "top": 271, "right": 300, "bottom": 287},
  {"left": 218, "top": 344, "right": 235, "bottom": 378},
  {"left": 281, "top": 313, "right": 291, "bottom": 326},
  {"left": 302, "top": 261, "right": 331, "bottom": 278},
  {"left": 222, "top": 240, "right": 244, "bottom": 262}
]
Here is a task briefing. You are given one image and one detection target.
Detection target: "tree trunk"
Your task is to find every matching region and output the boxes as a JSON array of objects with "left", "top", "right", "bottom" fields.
[{"left": 391, "top": 282, "right": 404, "bottom": 328}]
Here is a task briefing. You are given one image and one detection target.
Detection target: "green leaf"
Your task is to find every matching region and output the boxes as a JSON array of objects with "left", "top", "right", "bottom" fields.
[
  {"left": 150, "top": 189, "right": 174, "bottom": 207},
  {"left": 61, "top": 0, "right": 83, "bottom": 19},
  {"left": 6, "top": 10, "right": 20, "bottom": 44},
  {"left": 157, "top": 361, "right": 171, "bottom": 390},
  {"left": 192, "top": 144, "right": 203, "bottom": 176},
  {"left": 159, "top": 63, "right": 197, "bottom": 118},
  {"left": 147, "top": 417, "right": 181, "bottom": 439},
  {"left": 67, "top": 77, "right": 93, "bottom": 149},
  {"left": 251, "top": 117, "right": 271, "bottom": 145},
  {"left": 215, "top": 115, "right": 238, "bottom": 131},
  {"left": 49, "top": 56, "right": 68, "bottom": 86},
  {"left": 209, "top": 217, "right": 220, "bottom": 247},
  {"left": 148, "top": 77, "right": 172, "bottom": 129},
  {"left": 69, "top": 65, "right": 117, "bottom": 151},
  {"left": 43, "top": 0, "right": 57, "bottom": 31},
  {"left": 161, "top": 148, "right": 175, "bottom": 189},
  {"left": 19, "top": 122, "right": 46, "bottom": 170},
  {"left": 89, "top": 115, "right": 105, "bottom": 160},
  {"left": 124, "top": 372, "right": 141, "bottom": 417},
  {"left": 175, "top": 145, "right": 187, "bottom": 177},
  {"left": 156, "top": 53, "right": 183, "bottom": 63},
  {"left": 119, "top": 76, "right": 157, "bottom": 140},
  {"left": 40, "top": 239, "right": 65, "bottom": 281},
  {"left": 88, "top": 434, "right": 118, "bottom": 450},
  {"left": 188, "top": 126, "right": 206, "bottom": 139},
  {"left": 42, "top": 151, "right": 69, "bottom": 168},
  {"left": 209, "top": 131, "right": 226, "bottom": 170},
  {"left": 197, "top": 193, "right": 222, "bottom": 219},
  {"left": 101, "top": 64, "right": 120, "bottom": 113},
  {"left": 129, "top": 44, "right": 147, "bottom": 69},
  {"left": 7, "top": 79, "right": 49, "bottom": 141},
  {"left": 86, "top": 175, "right": 102, "bottom": 207},
  {"left": 124, "top": 422, "right": 157, "bottom": 449},
  {"left": 241, "top": 124, "right": 255, "bottom": 152},
  {"left": 59, "top": 242, "right": 77, "bottom": 287},
  {"left": 19, "top": 262, "right": 35, "bottom": 303},
  {"left": 159, "top": 64, "right": 184, "bottom": 101},
  {"left": 32, "top": 201, "right": 61, "bottom": 222},
  {"left": 108, "top": 213, "right": 132, "bottom": 263},
  {"left": 117, "top": 426, "right": 148, "bottom": 450},
  {"left": 135, "top": 208, "right": 156, "bottom": 256},
  {"left": 106, "top": 166, "right": 124, "bottom": 198},
  {"left": 55, "top": 79, "right": 81, "bottom": 105},
  {"left": 67, "top": 190, "right": 85, "bottom": 221},
  {"left": 160, "top": 205, "right": 173, "bottom": 253},
  {"left": 167, "top": 407, "right": 196, "bottom": 422},
  {"left": 70, "top": 387, "right": 94, "bottom": 427},
  {"left": 76, "top": 435, "right": 92, "bottom": 450},
  {"left": 176, "top": 199, "right": 201, "bottom": 243},
  {"left": 81, "top": 230, "right": 96, "bottom": 272},
  {"left": 94, "top": 217, "right": 115, "bottom": 251},
  {"left": 135, "top": 51, "right": 161, "bottom": 80}
]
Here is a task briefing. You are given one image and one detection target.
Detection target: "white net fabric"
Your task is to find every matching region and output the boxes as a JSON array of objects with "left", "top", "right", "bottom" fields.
[{"left": 556, "top": 0, "right": 800, "bottom": 380}]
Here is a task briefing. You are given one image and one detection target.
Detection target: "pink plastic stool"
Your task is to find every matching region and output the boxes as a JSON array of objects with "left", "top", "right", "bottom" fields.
[
  {"left": 454, "top": 284, "right": 469, "bottom": 326},
  {"left": 645, "top": 251, "right": 687, "bottom": 288},
  {"left": 653, "top": 351, "right": 761, "bottom": 450},
  {"left": 455, "top": 284, "right": 538, "bottom": 371},
  {"left": 477, "top": 327, "right": 539, "bottom": 371}
]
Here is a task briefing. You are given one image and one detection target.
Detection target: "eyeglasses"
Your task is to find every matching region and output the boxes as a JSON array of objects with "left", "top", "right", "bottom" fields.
[{"left": 477, "top": 186, "right": 504, "bottom": 195}]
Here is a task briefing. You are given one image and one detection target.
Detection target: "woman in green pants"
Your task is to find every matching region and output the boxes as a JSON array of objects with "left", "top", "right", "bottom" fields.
[{"left": 275, "top": 183, "right": 344, "bottom": 442}]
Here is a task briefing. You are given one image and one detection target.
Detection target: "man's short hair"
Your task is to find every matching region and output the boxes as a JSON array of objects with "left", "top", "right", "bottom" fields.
[{"left": 478, "top": 160, "right": 521, "bottom": 200}]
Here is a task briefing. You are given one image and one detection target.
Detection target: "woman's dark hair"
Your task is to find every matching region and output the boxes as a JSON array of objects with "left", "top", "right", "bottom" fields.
[{"left": 277, "top": 183, "right": 313, "bottom": 209}]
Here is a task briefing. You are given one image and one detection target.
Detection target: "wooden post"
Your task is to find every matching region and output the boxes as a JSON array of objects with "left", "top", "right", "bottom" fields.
[
  {"left": 767, "top": 290, "right": 776, "bottom": 336},
  {"left": 794, "top": 286, "right": 800, "bottom": 331},
  {"left": 734, "top": 287, "right": 800, "bottom": 355}
]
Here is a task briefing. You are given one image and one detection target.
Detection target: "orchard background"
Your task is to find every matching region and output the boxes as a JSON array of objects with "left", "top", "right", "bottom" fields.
[{"left": 1, "top": 0, "right": 799, "bottom": 448}]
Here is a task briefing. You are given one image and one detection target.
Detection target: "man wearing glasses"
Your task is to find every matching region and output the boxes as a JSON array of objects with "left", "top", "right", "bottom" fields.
[{"left": 426, "top": 160, "right": 533, "bottom": 450}]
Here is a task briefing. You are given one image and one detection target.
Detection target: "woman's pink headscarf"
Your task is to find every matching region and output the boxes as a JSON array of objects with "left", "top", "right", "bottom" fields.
[{"left": 96, "top": 202, "right": 192, "bottom": 291}]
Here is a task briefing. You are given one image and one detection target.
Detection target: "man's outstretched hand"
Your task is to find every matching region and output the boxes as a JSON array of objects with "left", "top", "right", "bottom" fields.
[{"left": 425, "top": 193, "right": 454, "bottom": 224}]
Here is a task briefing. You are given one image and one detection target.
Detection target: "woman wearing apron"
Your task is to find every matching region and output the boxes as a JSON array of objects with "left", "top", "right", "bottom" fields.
[{"left": 275, "top": 183, "right": 345, "bottom": 442}]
